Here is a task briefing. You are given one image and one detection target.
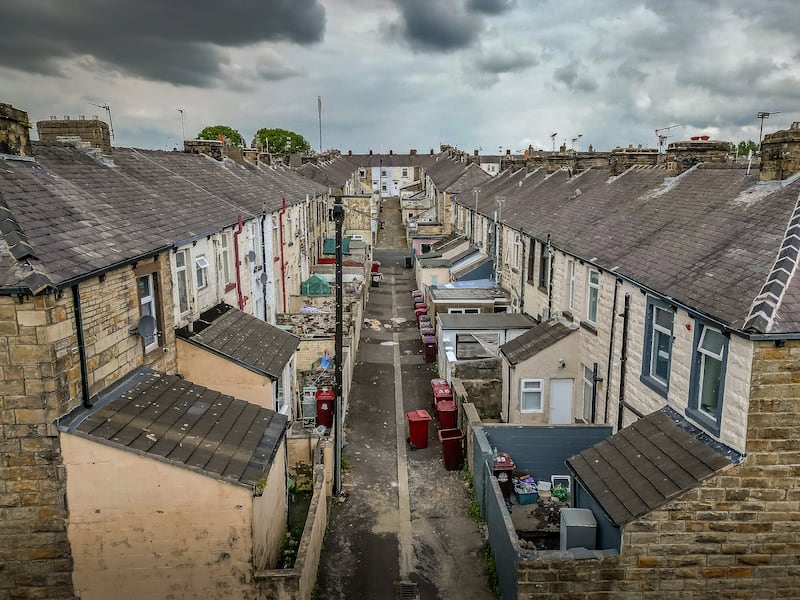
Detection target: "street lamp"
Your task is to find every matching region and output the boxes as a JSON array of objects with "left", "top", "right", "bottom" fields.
[{"left": 332, "top": 200, "right": 345, "bottom": 497}]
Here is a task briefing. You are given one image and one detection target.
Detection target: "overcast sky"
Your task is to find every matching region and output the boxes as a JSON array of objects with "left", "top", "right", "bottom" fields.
[{"left": 3, "top": 0, "right": 799, "bottom": 154}]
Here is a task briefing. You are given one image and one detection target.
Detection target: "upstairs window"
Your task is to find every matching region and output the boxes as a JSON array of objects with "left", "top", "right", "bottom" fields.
[
  {"left": 687, "top": 323, "right": 727, "bottom": 436},
  {"left": 566, "top": 259, "right": 576, "bottom": 309},
  {"left": 195, "top": 255, "right": 209, "bottom": 290},
  {"left": 538, "top": 242, "right": 550, "bottom": 289},
  {"left": 175, "top": 250, "right": 189, "bottom": 314},
  {"left": 220, "top": 233, "right": 232, "bottom": 284},
  {"left": 641, "top": 297, "right": 674, "bottom": 396},
  {"left": 586, "top": 269, "right": 599, "bottom": 324},
  {"left": 137, "top": 273, "right": 159, "bottom": 351}
]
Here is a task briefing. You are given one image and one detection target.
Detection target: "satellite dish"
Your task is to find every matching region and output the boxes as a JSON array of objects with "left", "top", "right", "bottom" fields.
[
  {"left": 260, "top": 272, "right": 269, "bottom": 284},
  {"left": 134, "top": 315, "right": 157, "bottom": 338},
  {"left": 247, "top": 250, "right": 257, "bottom": 262}
]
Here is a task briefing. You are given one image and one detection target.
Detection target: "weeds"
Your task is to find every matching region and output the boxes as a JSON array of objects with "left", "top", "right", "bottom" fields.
[{"left": 482, "top": 541, "right": 499, "bottom": 597}]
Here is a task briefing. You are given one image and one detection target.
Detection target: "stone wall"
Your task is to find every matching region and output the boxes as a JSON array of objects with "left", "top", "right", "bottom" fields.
[
  {"left": 452, "top": 358, "right": 502, "bottom": 420},
  {"left": 760, "top": 121, "right": 800, "bottom": 181},
  {"left": 0, "top": 103, "right": 32, "bottom": 156}
]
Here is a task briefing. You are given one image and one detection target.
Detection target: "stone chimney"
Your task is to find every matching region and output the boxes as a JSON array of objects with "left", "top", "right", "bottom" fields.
[
  {"left": 609, "top": 144, "right": 659, "bottom": 175},
  {"left": 37, "top": 115, "right": 111, "bottom": 155},
  {"left": 410, "top": 148, "right": 417, "bottom": 155},
  {"left": 0, "top": 103, "right": 32, "bottom": 157},
  {"left": 389, "top": 149, "right": 393, "bottom": 155},
  {"left": 369, "top": 149, "right": 373, "bottom": 155},
  {"left": 666, "top": 137, "right": 730, "bottom": 176},
  {"left": 183, "top": 139, "right": 223, "bottom": 161},
  {"left": 760, "top": 122, "right": 800, "bottom": 181}
]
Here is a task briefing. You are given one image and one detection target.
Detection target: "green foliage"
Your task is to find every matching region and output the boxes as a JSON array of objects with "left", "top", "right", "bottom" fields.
[
  {"left": 734, "top": 139, "right": 759, "bottom": 157},
  {"left": 481, "top": 541, "right": 500, "bottom": 597},
  {"left": 278, "top": 531, "right": 300, "bottom": 568},
  {"left": 197, "top": 125, "right": 244, "bottom": 147},
  {"left": 552, "top": 483, "right": 568, "bottom": 502},
  {"left": 253, "top": 127, "right": 311, "bottom": 154}
]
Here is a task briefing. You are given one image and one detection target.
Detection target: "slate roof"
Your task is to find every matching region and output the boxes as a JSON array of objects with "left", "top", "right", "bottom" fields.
[
  {"left": 295, "top": 156, "right": 358, "bottom": 188},
  {"left": 500, "top": 319, "right": 578, "bottom": 366},
  {"left": 0, "top": 142, "right": 328, "bottom": 292},
  {"left": 566, "top": 407, "right": 734, "bottom": 526},
  {"left": 177, "top": 303, "right": 299, "bottom": 379},
  {"left": 453, "top": 164, "right": 800, "bottom": 334},
  {"left": 437, "top": 312, "right": 537, "bottom": 330},
  {"left": 59, "top": 368, "right": 287, "bottom": 487}
]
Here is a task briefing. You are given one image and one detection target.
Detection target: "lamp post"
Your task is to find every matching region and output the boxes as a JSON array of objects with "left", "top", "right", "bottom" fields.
[{"left": 332, "top": 200, "right": 345, "bottom": 497}]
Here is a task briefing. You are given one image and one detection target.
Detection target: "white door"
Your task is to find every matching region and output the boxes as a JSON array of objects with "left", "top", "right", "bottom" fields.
[{"left": 549, "top": 379, "right": 573, "bottom": 424}]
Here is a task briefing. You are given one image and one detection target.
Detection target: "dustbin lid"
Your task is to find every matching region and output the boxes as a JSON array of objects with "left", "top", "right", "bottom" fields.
[
  {"left": 422, "top": 335, "right": 436, "bottom": 343},
  {"left": 406, "top": 409, "right": 432, "bottom": 422},
  {"left": 493, "top": 452, "right": 515, "bottom": 469},
  {"left": 431, "top": 378, "right": 449, "bottom": 388},
  {"left": 433, "top": 386, "right": 452, "bottom": 398},
  {"left": 437, "top": 400, "right": 455, "bottom": 412}
]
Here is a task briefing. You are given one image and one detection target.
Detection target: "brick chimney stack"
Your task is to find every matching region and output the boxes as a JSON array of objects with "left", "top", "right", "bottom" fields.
[
  {"left": 609, "top": 145, "right": 659, "bottom": 175},
  {"left": 0, "top": 103, "right": 32, "bottom": 157},
  {"left": 666, "top": 137, "right": 730, "bottom": 177},
  {"left": 37, "top": 115, "right": 112, "bottom": 155},
  {"left": 760, "top": 122, "right": 800, "bottom": 181}
]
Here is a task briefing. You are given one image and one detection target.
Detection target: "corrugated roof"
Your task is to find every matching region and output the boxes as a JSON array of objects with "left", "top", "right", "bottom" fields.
[
  {"left": 566, "top": 407, "right": 734, "bottom": 526},
  {"left": 177, "top": 303, "right": 299, "bottom": 379},
  {"left": 59, "top": 368, "right": 287, "bottom": 487},
  {"left": 500, "top": 319, "right": 578, "bottom": 365}
]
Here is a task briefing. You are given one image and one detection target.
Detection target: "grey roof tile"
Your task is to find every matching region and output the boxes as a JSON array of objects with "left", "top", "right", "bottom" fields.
[{"left": 500, "top": 319, "right": 578, "bottom": 365}]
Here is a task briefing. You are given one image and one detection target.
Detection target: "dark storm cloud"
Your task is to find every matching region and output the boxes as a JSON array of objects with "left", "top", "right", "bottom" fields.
[
  {"left": 0, "top": 0, "right": 325, "bottom": 86},
  {"left": 554, "top": 61, "right": 597, "bottom": 93},
  {"left": 466, "top": 0, "right": 516, "bottom": 15},
  {"left": 389, "top": 0, "right": 482, "bottom": 52}
]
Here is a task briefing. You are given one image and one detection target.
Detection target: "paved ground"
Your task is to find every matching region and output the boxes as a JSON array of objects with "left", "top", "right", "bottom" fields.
[{"left": 316, "top": 199, "right": 494, "bottom": 599}]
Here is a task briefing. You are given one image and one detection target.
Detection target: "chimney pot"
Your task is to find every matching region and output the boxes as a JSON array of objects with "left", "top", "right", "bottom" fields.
[
  {"left": 79, "top": 115, "right": 85, "bottom": 120},
  {"left": 348, "top": 149, "right": 352, "bottom": 155},
  {"left": 389, "top": 149, "right": 393, "bottom": 155},
  {"left": 50, "top": 115, "right": 57, "bottom": 120},
  {"left": 64, "top": 116, "right": 70, "bottom": 120}
]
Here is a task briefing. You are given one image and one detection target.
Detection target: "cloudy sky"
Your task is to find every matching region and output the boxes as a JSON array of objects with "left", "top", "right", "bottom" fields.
[{"left": 2, "top": 0, "right": 799, "bottom": 154}]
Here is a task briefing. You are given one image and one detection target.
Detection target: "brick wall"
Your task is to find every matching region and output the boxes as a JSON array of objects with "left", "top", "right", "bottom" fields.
[{"left": 37, "top": 117, "right": 111, "bottom": 155}]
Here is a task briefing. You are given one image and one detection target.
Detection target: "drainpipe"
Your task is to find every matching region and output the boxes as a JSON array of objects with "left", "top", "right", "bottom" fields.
[
  {"left": 493, "top": 210, "right": 499, "bottom": 283},
  {"left": 506, "top": 363, "right": 514, "bottom": 423},
  {"left": 279, "top": 198, "right": 288, "bottom": 314},
  {"left": 546, "top": 234, "right": 554, "bottom": 319},
  {"left": 603, "top": 278, "right": 621, "bottom": 424},
  {"left": 518, "top": 234, "right": 526, "bottom": 313},
  {"left": 71, "top": 285, "right": 92, "bottom": 408},
  {"left": 233, "top": 215, "right": 247, "bottom": 310},
  {"left": 617, "top": 293, "right": 630, "bottom": 431},
  {"left": 260, "top": 206, "right": 269, "bottom": 320}
]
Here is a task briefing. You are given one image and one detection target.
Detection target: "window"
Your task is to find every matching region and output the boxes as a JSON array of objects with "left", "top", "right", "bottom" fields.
[
  {"left": 687, "top": 323, "right": 727, "bottom": 435},
  {"left": 582, "top": 365, "right": 594, "bottom": 422},
  {"left": 195, "top": 255, "right": 209, "bottom": 289},
  {"left": 402, "top": 168, "right": 408, "bottom": 177},
  {"left": 381, "top": 169, "right": 387, "bottom": 177},
  {"left": 220, "top": 233, "right": 232, "bottom": 284},
  {"left": 521, "top": 379, "right": 543, "bottom": 412},
  {"left": 538, "top": 242, "right": 550, "bottom": 289},
  {"left": 566, "top": 260, "right": 576, "bottom": 309},
  {"left": 641, "top": 297, "right": 674, "bottom": 396},
  {"left": 359, "top": 169, "right": 366, "bottom": 178},
  {"left": 586, "top": 269, "right": 599, "bottom": 324},
  {"left": 381, "top": 184, "right": 387, "bottom": 192},
  {"left": 527, "top": 245, "right": 536, "bottom": 283},
  {"left": 448, "top": 307, "right": 480, "bottom": 314},
  {"left": 137, "top": 273, "right": 159, "bottom": 351},
  {"left": 175, "top": 250, "right": 189, "bottom": 313},
  {"left": 513, "top": 235, "right": 522, "bottom": 270}
]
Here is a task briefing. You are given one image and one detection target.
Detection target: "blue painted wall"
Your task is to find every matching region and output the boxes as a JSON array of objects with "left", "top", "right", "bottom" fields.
[{"left": 574, "top": 479, "right": 622, "bottom": 551}]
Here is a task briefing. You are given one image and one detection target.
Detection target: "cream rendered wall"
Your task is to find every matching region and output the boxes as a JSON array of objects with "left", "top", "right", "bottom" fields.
[
  {"left": 252, "top": 439, "right": 287, "bottom": 571},
  {"left": 176, "top": 338, "right": 274, "bottom": 409},
  {"left": 417, "top": 266, "right": 451, "bottom": 291},
  {"left": 63, "top": 435, "right": 257, "bottom": 600},
  {"left": 502, "top": 332, "right": 581, "bottom": 424}
]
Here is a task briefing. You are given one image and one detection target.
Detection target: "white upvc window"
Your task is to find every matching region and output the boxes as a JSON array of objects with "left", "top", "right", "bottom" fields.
[
  {"left": 697, "top": 326, "right": 725, "bottom": 419},
  {"left": 175, "top": 250, "right": 189, "bottom": 314},
  {"left": 566, "top": 259, "right": 576, "bottom": 309},
  {"left": 586, "top": 268, "right": 599, "bottom": 324},
  {"left": 513, "top": 235, "right": 522, "bottom": 270},
  {"left": 448, "top": 307, "right": 480, "bottom": 314},
  {"left": 220, "top": 232, "right": 232, "bottom": 284},
  {"left": 520, "top": 379, "right": 543, "bottom": 413},
  {"left": 195, "top": 255, "right": 209, "bottom": 290},
  {"left": 137, "top": 273, "right": 159, "bottom": 351}
]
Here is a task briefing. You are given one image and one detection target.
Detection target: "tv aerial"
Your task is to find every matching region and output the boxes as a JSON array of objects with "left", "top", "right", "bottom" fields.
[
  {"left": 654, "top": 124, "right": 681, "bottom": 153},
  {"left": 549, "top": 132, "right": 558, "bottom": 152},
  {"left": 89, "top": 102, "right": 115, "bottom": 140}
]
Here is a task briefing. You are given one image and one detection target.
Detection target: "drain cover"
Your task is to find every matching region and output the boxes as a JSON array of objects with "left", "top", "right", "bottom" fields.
[{"left": 396, "top": 580, "right": 419, "bottom": 599}]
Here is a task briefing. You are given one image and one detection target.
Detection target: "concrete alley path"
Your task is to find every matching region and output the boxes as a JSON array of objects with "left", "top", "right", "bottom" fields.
[{"left": 316, "top": 199, "right": 493, "bottom": 599}]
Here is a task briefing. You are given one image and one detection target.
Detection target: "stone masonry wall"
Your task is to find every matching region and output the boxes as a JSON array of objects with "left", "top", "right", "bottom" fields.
[{"left": 518, "top": 340, "right": 799, "bottom": 599}]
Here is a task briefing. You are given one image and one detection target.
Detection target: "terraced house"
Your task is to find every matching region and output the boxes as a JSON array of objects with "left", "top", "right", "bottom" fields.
[
  {"left": 0, "top": 103, "right": 331, "bottom": 599},
  {"left": 449, "top": 129, "right": 800, "bottom": 597}
]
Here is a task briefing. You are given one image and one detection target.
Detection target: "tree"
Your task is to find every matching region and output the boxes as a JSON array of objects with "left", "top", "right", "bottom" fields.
[
  {"left": 734, "top": 140, "right": 760, "bottom": 157},
  {"left": 252, "top": 128, "right": 312, "bottom": 154},
  {"left": 197, "top": 125, "right": 244, "bottom": 147}
]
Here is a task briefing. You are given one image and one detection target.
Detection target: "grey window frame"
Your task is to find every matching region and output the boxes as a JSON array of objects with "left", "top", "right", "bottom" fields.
[
  {"left": 640, "top": 296, "right": 674, "bottom": 397},
  {"left": 686, "top": 322, "right": 728, "bottom": 437}
]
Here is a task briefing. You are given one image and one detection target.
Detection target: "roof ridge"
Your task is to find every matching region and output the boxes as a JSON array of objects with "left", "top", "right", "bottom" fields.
[
  {"left": 0, "top": 189, "right": 36, "bottom": 261},
  {"left": 744, "top": 188, "right": 800, "bottom": 332}
]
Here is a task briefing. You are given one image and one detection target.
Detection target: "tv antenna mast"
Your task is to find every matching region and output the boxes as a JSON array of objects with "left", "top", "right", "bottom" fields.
[
  {"left": 757, "top": 111, "right": 780, "bottom": 144},
  {"left": 89, "top": 102, "right": 115, "bottom": 140},
  {"left": 654, "top": 124, "right": 681, "bottom": 153},
  {"left": 550, "top": 132, "right": 558, "bottom": 152},
  {"left": 177, "top": 108, "right": 186, "bottom": 141}
]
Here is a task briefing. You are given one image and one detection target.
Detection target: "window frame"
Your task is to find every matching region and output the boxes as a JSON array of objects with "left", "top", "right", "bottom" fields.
[
  {"left": 582, "top": 364, "right": 593, "bottom": 423},
  {"left": 586, "top": 268, "right": 600, "bottom": 325},
  {"left": 538, "top": 242, "right": 550, "bottom": 290},
  {"left": 566, "top": 259, "right": 576, "bottom": 310},
  {"left": 512, "top": 235, "right": 522, "bottom": 270},
  {"left": 133, "top": 260, "right": 164, "bottom": 355},
  {"left": 520, "top": 378, "right": 544, "bottom": 413},
  {"left": 686, "top": 322, "right": 728, "bottom": 436},
  {"left": 175, "top": 249, "right": 190, "bottom": 314},
  {"left": 220, "top": 232, "right": 232, "bottom": 285},
  {"left": 195, "top": 255, "right": 209, "bottom": 290},
  {"left": 447, "top": 307, "right": 480, "bottom": 314},
  {"left": 641, "top": 297, "right": 674, "bottom": 397}
]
